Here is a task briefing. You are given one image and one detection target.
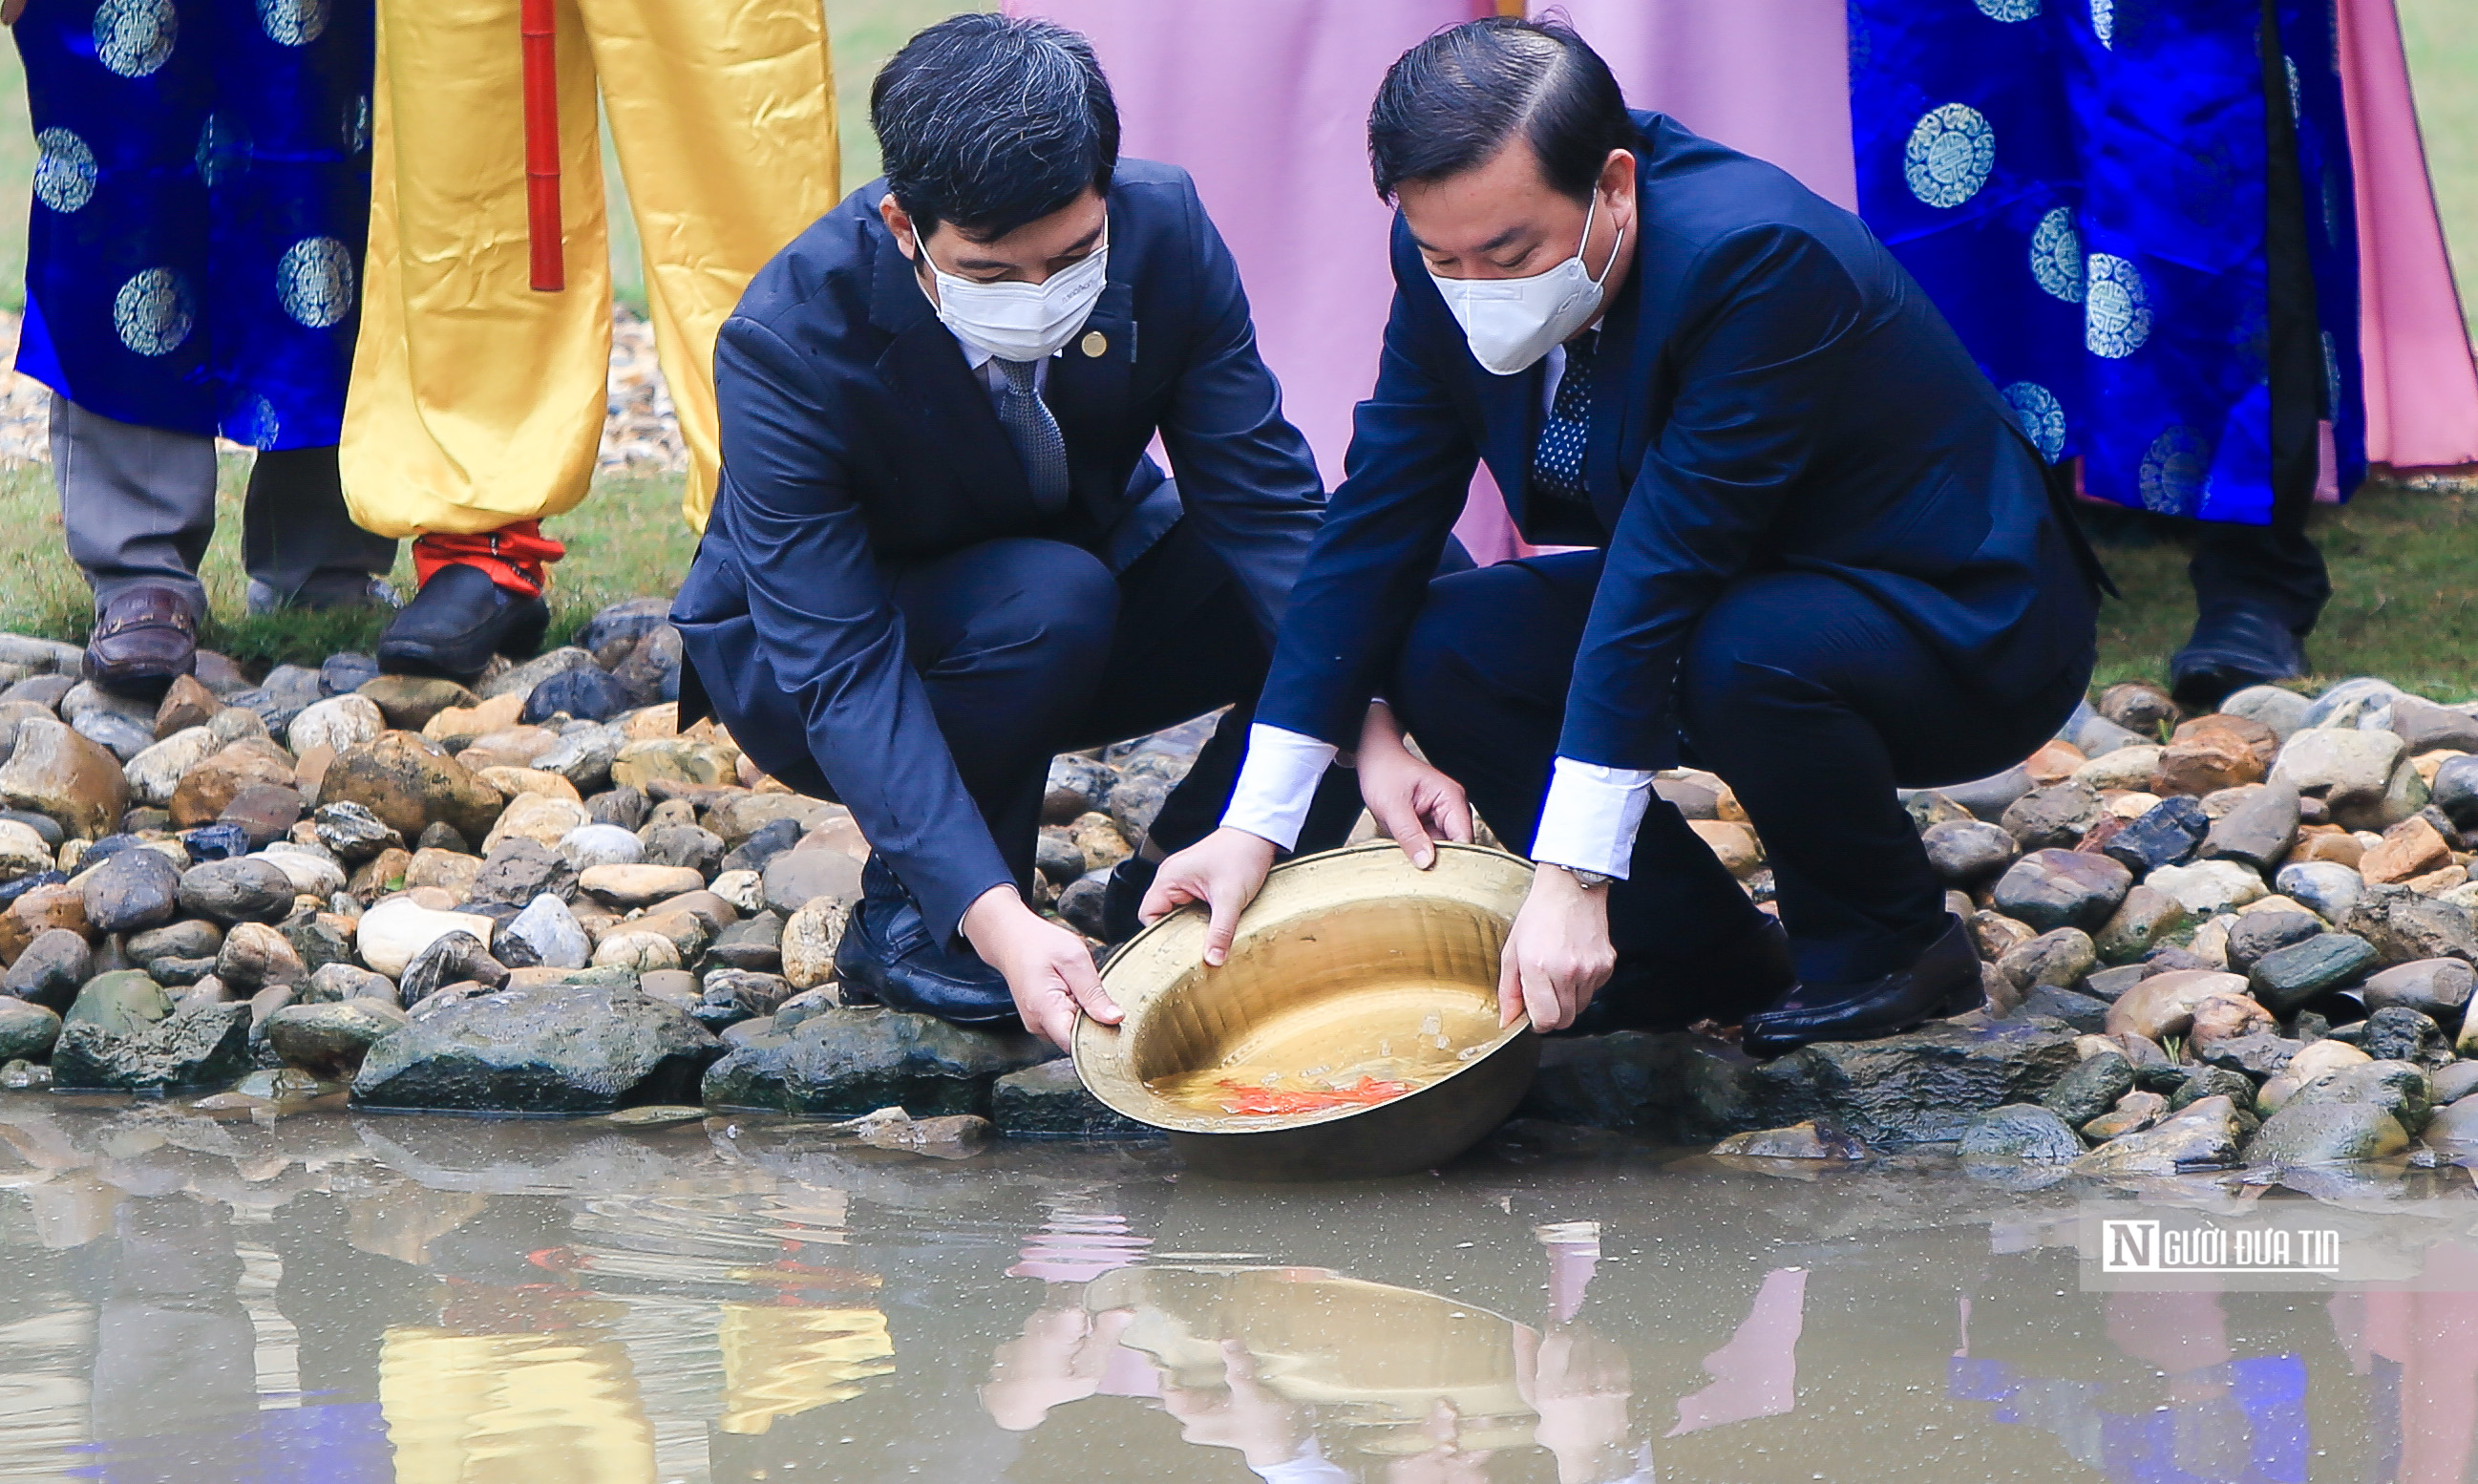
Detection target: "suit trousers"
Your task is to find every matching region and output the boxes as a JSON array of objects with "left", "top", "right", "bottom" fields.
[
  {"left": 732, "top": 518, "right": 1366, "bottom": 907},
  {"left": 1392, "top": 551, "right": 2092, "bottom": 988},
  {"left": 51, "top": 395, "right": 398, "bottom": 617}
]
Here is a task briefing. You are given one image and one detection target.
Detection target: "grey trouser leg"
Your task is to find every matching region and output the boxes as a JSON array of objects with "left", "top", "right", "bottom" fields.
[
  {"left": 242, "top": 446, "right": 398, "bottom": 604},
  {"left": 49, "top": 393, "right": 214, "bottom": 618}
]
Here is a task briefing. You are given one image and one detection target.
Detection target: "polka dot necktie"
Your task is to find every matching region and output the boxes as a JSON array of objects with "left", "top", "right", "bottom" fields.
[
  {"left": 1527, "top": 330, "right": 1599, "bottom": 513},
  {"left": 997, "top": 357, "right": 1071, "bottom": 515}
]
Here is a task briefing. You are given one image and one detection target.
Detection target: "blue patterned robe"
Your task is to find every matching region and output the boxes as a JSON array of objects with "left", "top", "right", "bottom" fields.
[
  {"left": 12, "top": 0, "right": 371, "bottom": 449},
  {"left": 1848, "top": 0, "right": 2364, "bottom": 523}
]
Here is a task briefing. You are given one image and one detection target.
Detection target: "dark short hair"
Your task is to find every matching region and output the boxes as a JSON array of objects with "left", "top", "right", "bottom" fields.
[
  {"left": 1368, "top": 18, "right": 1634, "bottom": 203},
  {"left": 871, "top": 14, "right": 1120, "bottom": 242}
]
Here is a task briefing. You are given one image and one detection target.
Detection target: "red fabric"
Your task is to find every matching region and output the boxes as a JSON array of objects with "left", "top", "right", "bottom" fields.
[{"left": 412, "top": 520, "right": 567, "bottom": 598}]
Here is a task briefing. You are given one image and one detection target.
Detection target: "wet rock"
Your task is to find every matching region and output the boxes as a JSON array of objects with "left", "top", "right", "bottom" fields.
[
  {"left": 1708, "top": 1120, "right": 1873, "bottom": 1160},
  {"left": 398, "top": 930, "right": 509, "bottom": 1006},
  {"left": 53, "top": 994, "right": 250, "bottom": 1092},
  {"left": 2070, "top": 1094, "right": 2242, "bottom": 1176},
  {"left": 2282, "top": 1058, "right": 2431, "bottom": 1132},
  {"left": 1922, "top": 819, "right": 2017, "bottom": 885},
  {"left": 356, "top": 897, "right": 496, "bottom": 978},
  {"left": 178, "top": 822, "right": 249, "bottom": 861},
  {"left": 1736, "top": 1017, "right": 2082, "bottom": 1146},
  {"left": 352, "top": 982, "right": 722, "bottom": 1113},
  {"left": 990, "top": 1058, "right": 1143, "bottom": 1137},
  {"left": 2362, "top": 1006, "right": 2452, "bottom": 1068},
  {"left": 0, "top": 881, "right": 85, "bottom": 963},
  {"left": 264, "top": 999, "right": 408, "bottom": 1078},
  {"left": 1991, "top": 849, "right": 2130, "bottom": 932},
  {"left": 2275, "top": 860, "right": 2364, "bottom": 925},
  {"left": 2169, "top": 1066, "right": 2257, "bottom": 1119},
  {"left": 2082, "top": 1089, "right": 2171, "bottom": 1142},
  {"left": 692, "top": 968, "right": 792, "bottom": 1031},
  {"left": 2226, "top": 909, "right": 2324, "bottom": 970},
  {"left": 707, "top": 910, "right": 784, "bottom": 973},
  {"left": 71, "top": 709, "right": 155, "bottom": 761},
  {"left": 2432, "top": 1062, "right": 2478, "bottom": 1107},
  {"left": 721, "top": 816, "right": 804, "bottom": 877},
  {"left": 1958, "top": 1104, "right": 2084, "bottom": 1161},
  {"left": 299, "top": 962, "right": 395, "bottom": 1005},
  {"left": 558, "top": 823, "right": 644, "bottom": 871},
  {"left": 762, "top": 848, "right": 863, "bottom": 918},
  {"left": 2344, "top": 884, "right": 2478, "bottom": 965},
  {"left": 2243, "top": 1101, "right": 2408, "bottom": 1166},
  {"left": 2104, "top": 968, "right": 2252, "bottom": 1042},
  {"left": 2200, "top": 782, "right": 2300, "bottom": 872},
  {"left": 700, "top": 1005, "right": 1051, "bottom": 1116},
  {"left": 2102, "top": 795, "right": 2208, "bottom": 875},
  {"left": 176, "top": 857, "right": 298, "bottom": 924},
  {"left": 0, "top": 717, "right": 128, "bottom": 838},
  {"left": 2043, "top": 1049, "right": 2135, "bottom": 1128},
  {"left": 0, "top": 996, "right": 58, "bottom": 1060},
  {"left": 79, "top": 845, "right": 181, "bottom": 935},
  {"left": 495, "top": 892, "right": 590, "bottom": 971},
  {"left": 2248, "top": 933, "right": 2378, "bottom": 1016},
  {"left": 1, "top": 927, "right": 90, "bottom": 1011},
  {"left": 126, "top": 918, "right": 219, "bottom": 963},
  {"left": 2000, "top": 783, "right": 2103, "bottom": 850},
  {"left": 2361, "top": 958, "right": 2475, "bottom": 1024},
  {"left": 1998, "top": 927, "right": 2096, "bottom": 991},
  {"left": 317, "top": 731, "right": 504, "bottom": 844},
  {"left": 2081, "top": 964, "right": 2150, "bottom": 1003},
  {"left": 2257, "top": 1040, "right": 2373, "bottom": 1113},
  {"left": 2195, "top": 1031, "right": 2300, "bottom": 1081},
  {"left": 2422, "top": 1094, "right": 2478, "bottom": 1147},
  {"left": 168, "top": 738, "right": 296, "bottom": 827},
  {"left": 2093, "top": 885, "right": 2187, "bottom": 965}
]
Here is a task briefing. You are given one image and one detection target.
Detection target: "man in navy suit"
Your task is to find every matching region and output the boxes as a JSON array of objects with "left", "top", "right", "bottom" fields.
[
  {"left": 672, "top": 15, "right": 1380, "bottom": 1046},
  {"left": 1149, "top": 18, "right": 2106, "bottom": 1055}
]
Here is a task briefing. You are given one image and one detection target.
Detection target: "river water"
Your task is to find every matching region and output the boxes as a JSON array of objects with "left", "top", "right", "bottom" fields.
[{"left": 6, "top": 1091, "right": 2478, "bottom": 1483}]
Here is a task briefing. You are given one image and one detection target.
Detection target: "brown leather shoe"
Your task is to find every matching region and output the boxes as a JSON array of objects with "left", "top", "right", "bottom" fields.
[{"left": 83, "top": 585, "right": 199, "bottom": 695}]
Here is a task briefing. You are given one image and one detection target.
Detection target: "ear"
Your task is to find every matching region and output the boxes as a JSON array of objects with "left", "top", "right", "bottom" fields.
[
  {"left": 880, "top": 194, "right": 919, "bottom": 260},
  {"left": 1599, "top": 148, "right": 1638, "bottom": 223}
]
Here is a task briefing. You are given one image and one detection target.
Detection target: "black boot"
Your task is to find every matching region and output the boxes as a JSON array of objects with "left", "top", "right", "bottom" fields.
[
  {"left": 1100, "top": 855, "right": 1157, "bottom": 946},
  {"left": 375, "top": 562, "right": 550, "bottom": 680},
  {"left": 1739, "top": 916, "right": 1982, "bottom": 1057},
  {"left": 1551, "top": 915, "right": 1796, "bottom": 1038},
  {"left": 2169, "top": 604, "right": 2308, "bottom": 709},
  {"left": 832, "top": 857, "right": 1017, "bottom": 1025}
]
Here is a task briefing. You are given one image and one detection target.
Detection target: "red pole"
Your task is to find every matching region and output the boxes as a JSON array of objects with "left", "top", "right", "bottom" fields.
[{"left": 520, "top": 0, "right": 562, "bottom": 291}]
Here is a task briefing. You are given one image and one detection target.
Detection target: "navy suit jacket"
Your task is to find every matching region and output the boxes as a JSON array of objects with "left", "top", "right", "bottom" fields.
[
  {"left": 1258, "top": 114, "right": 2101, "bottom": 768},
  {"left": 673, "top": 160, "right": 1324, "bottom": 939}
]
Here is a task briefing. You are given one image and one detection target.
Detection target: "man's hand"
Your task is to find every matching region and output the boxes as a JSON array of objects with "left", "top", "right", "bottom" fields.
[
  {"left": 962, "top": 885, "right": 1121, "bottom": 1049},
  {"left": 1140, "top": 827, "right": 1278, "bottom": 966},
  {"left": 1498, "top": 867, "right": 1617, "bottom": 1031},
  {"left": 1161, "top": 1339, "right": 1308, "bottom": 1467},
  {"left": 1359, "top": 701, "right": 1472, "bottom": 869}
]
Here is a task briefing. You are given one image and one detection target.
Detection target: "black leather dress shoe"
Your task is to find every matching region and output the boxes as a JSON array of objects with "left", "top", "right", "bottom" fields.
[
  {"left": 1101, "top": 855, "right": 1156, "bottom": 946},
  {"left": 375, "top": 562, "right": 551, "bottom": 680},
  {"left": 84, "top": 584, "right": 198, "bottom": 696},
  {"left": 832, "top": 858, "right": 1018, "bottom": 1024},
  {"left": 2169, "top": 604, "right": 2308, "bottom": 709},
  {"left": 1739, "top": 916, "right": 1982, "bottom": 1058},
  {"left": 1550, "top": 916, "right": 1797, "bottom": 1038}
]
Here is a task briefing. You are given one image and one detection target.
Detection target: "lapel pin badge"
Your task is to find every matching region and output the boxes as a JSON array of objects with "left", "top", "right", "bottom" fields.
[{"left": 1080, "top": 329, "right": 1109, "bottom": 359}]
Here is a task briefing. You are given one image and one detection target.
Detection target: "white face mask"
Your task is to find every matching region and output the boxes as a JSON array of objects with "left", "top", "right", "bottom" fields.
[
  {"left": 918, "top": 227, "right": 1111, "bottom": 364},
  {"left": 1429, "top": 198, "right": 1624, "bottom": 376}
]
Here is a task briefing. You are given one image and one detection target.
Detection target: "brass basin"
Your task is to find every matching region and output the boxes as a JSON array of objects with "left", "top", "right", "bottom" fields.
[{"left": 1072, "top": 841, "right": 1539, "bottom": 1180}]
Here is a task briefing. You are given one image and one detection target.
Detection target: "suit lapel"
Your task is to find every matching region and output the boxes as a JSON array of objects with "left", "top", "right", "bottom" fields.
[
  {"left": 1472, "top": 365, "right": 1539, "bottom": 534},
  {"left": 867, "top": 232, "right": 1032, "bottom": 521},
  {"left": 1044, "top": 275, "right": 1134, "bottom": 505}
]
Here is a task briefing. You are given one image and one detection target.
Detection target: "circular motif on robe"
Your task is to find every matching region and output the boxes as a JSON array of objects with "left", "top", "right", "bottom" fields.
[
  {"left": 112, "top": 268, "right": 195, "bottom": 357},
  {"left": 2089, "top": 0, "right": 2114, "bottom": 48},
  {"left": 348, "top": 94, "right": 371, "bottom": 154},
  {"left": 257, "top": 0, "right": 328, "bottom": 45},
  {"left": 2029, "top": 207, "right": 2085, "bottom": 303},
  {"left": 1903, "top": 104, "right": 1995, "bottom": 210},
  {"left": 94, "top": 0, "right": 178, "bottom": 77},
  {"left": 2137, "top": 426, "right": 2209, "bottom": 515},
  {"left": 195, "top": 113, "right": 252, "bottom": 189},
  {"left": 2002, "top": 382, "right": 2067, "bottom": 461},
  {"left": 32, "top": 129, "right": 97, "bottom": 214},
  {"left": 231, "top": 394, "right": 282, "bottom": 450},
  {"left": 276, "top": 237, "right": 355, "bottom": 329},
  {"left": 1976, "top": 0, "right": 2041, "bottom": 20},
  {"left": 2082, "top": 253, "right": 2151, "bottom": 358}
]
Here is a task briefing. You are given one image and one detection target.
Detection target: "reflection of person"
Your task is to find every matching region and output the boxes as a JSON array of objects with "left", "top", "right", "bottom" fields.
[
  {"left": 342, "top": 0, "right": 836, "bottom": 678},
  {"left": 11, "top": 0, "right": 398, "bottom": 694},
  {"left": 673, "top": 15, "right": 1378, "bottom": 1045},
  {"left": 1149, "top": 18, "right": 2104, "bottom": 1055}
]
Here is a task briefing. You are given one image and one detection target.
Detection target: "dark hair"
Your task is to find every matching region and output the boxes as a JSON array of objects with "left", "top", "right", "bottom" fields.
[
  {"left": 870, "top": 14, "right": 1120, "bottom": 242},
  {"left": 1367, "top": 17, "right": 1634, "bottom": 203}
]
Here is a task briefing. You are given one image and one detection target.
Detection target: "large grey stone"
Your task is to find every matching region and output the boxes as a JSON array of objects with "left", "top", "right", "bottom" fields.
[
  {"left": 0, "top": 926, "right": 90, "bottom": 1011},
  {"left": 0, "top": 996, "right": 59, "bottom": 1061},
  {"left": 2282, "top": 1057, "right": 2432, "bottom": 1134},
  {"left": 2071, "top": 1094, "right": 2243, "bottom": 1176},
  {"left": 2222, "top": 685, "right": 2314, "bottom": 740},
  {"left": 2001, "top": 783, "right": 2105, "bottom": 850},
  {"left": 2432, "top": 754, "right": 2478, "bottom": 830},
  {"left": 2042, "top": 1049, "right": 2135, "bottom": 1127},
  {"left": 352, "top": 982, "right": 722, "bottom": 1113},
  {"left": 700, "top": 1006, "right": 1053, "bottom": 1116},
  {"left": 1922, "top": 820, "right": 2018, "bottom": 885},
  {"left": 2344, "top": 884, "right": 2478, "bottom": 965},
  {"left": 2362, "top": 1006, "right": 2453, "bottom": 1068},
  {"left": 761, "top": 848, "right": 864, "bottom": 918},
  {"left": 2243, "top": 1101, "right": 2409, "bottom": 1166},
  {"left": 265, "top": 999, "right": 409, "bottom": 1078},
  {"left": 2200, "top": 783, "right": 2300, "bottom": 873},
  {"left": 2227, "top": 910, "right": 2328, "bottom": 971},
  {"left": 1992, "top": 849, "right": 2131, "bottom": 932},
  {"left": 176, "top": 857, "right": 299, "bottom": 923},
  {"left": 2387, "top": 695, "right": 2478, "bottom": 755},
  {"left": 2093, "top": 886, "right": 2187, "bottom": 965},
  {"left": 1938, "top": 766, "right": 2036, "bottom": 820},
  {"left": 992, "top": 1058, "right": 1146, "bottom": 1137},
  {"left": 498, "top": 892, "right": 590, "bottom": 970},
  {"left": 52, "top": 1000, "right": 250, "bottom": 1091},
  {"left": 1998, "top": 927, "right": 2096, "bottom": 990},
  {"left": 1958, "top": 1104, "right": 2085, "bottom": 1161},
  {"left": 2276, "top": 860, "right": 2365, "bottom": 925},
  {"left": 2362, "top": 959, "right": 2477, "bottom": 1023}
]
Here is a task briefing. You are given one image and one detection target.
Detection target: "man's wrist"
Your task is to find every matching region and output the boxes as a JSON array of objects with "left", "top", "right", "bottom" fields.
[{"left": 1540, "top": 862, "right": 1612, "bottom": 891}]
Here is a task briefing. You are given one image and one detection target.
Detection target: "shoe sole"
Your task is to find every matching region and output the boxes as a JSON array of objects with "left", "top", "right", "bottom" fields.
[
  {"left": 376, "top": 600, "right": 552, "bottom": 681},
  {"left": 1741, "top": 980, "right": 1986, "bottom": 1059}
]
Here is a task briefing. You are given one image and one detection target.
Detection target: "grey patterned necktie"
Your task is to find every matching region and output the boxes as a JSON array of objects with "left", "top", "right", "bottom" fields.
[
  {"left": 1528, "top": 330, "right": 1598, "bottom": 510},
  {"left": 995, "top": 358, "right": 1070, "bottom": 514}
]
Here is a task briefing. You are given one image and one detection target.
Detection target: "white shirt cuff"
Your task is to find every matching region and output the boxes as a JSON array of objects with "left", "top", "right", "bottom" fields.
[
  {"left": 1220, "top": 724, "right": 1338, "bottom": 851},
  {"left": 1532, "top": 757, "right": 1657, "bottom": 880}
]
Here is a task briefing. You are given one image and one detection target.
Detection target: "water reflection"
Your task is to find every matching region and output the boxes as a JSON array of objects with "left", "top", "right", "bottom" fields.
[{"left": 8, "top": 1093, "right": 2478, "bottom": 1482}]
